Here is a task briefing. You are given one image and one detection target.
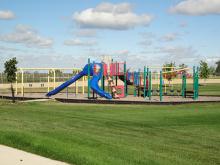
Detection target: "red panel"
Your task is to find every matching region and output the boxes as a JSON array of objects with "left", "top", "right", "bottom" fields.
[
  {"left": 103, "top": 64, "right": 108, "bottom": 76},
  {"left": 115, "top": 85, "right": 125, "bottom": 98},
  {"left": 109, "top": 62, "right": 125, "bottom": 76}
]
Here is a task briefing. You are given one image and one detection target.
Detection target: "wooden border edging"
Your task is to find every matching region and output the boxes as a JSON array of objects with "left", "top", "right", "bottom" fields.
[{"left": 55, "top": 98, "right": 220, "bottom": 105}]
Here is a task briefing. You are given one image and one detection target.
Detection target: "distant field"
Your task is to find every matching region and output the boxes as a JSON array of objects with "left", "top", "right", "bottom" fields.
[
  {"left": 0, "top": 100, "right": 220, "bottom": 165},
  {"left": 199, "top": 83, "right": 220, "bottom": 95}
]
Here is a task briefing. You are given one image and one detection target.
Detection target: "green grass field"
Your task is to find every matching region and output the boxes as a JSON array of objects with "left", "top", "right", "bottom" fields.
[{"left": 0, "top": 100, "right": 220, "bottom": 165}]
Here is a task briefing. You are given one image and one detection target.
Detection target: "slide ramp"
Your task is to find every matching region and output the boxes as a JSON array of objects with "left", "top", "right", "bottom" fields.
[
  {"left": 46, "top": 63, "right": 113, "bottom": 99},
  {"left": 46, "top": 71, "right": 85, "bottom": 97}
]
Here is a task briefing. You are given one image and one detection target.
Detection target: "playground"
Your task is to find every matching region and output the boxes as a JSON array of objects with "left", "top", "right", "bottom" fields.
[
  {"left": 1, "top": 59, "right": 220, "bottom": 165},
  {"left": 1, "top": 0, "right": 220, "bottom": 165},
  {"left": 1, "top": 58, "right": 220, "bottom": 104}
]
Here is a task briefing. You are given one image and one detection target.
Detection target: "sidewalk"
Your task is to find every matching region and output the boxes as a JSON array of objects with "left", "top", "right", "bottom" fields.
[{"left": 0, "top": 145, "right": 70, "bottom": 165}]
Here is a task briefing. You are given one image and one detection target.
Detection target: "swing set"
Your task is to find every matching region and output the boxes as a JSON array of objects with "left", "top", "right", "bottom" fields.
[{"left": 129, "top": 66, "right": 199, "bottom": 101}]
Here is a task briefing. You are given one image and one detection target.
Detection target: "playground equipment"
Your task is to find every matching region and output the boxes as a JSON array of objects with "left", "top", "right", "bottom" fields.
[
  {"left": 181, "top": 66, "right": 199, "bottom": 100},
  {"left": 46, "top": 60, "right": 199, "bottom": 101},
  {"left": 15, "top": 68, "right": 83, "bottom": 96},
  {"left": 12, "top": 59, "right": 199, "bottom": 101},
  {"left": 135, "top": 66, "right": 199, "bottom": 101},
  {"left": 46, "top": 59, "right": 127, "bottom": 100}
]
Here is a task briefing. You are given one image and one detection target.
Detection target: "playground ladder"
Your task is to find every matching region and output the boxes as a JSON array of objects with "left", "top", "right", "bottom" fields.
[{"left": 107, "top": 76, "right": 119, "bottom": 99}]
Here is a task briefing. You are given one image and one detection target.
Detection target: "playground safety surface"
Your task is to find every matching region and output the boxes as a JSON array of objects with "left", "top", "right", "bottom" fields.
[{"left": 1, "top": 93, "right": 220, "bottom": 105}]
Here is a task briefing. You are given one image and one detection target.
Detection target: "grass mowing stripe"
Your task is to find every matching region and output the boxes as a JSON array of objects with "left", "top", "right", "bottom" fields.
[{"left": 0, "top": 100, "right": 220, "bottom": 165}]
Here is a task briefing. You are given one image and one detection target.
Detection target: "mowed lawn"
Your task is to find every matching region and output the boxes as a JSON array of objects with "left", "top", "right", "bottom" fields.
[
  {"left": 199, "top": 83, "right": 220, "bottom": 95},
  {"left": 0, "top": 100, "right": 220, "bottom": 165}
]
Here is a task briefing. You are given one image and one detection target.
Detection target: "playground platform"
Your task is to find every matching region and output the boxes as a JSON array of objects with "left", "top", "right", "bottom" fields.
[{"left": 1, "top": 93, "right": 220, "bottom": 105}]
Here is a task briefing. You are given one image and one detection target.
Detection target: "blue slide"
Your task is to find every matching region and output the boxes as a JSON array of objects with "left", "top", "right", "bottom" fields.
[
  {"left": 46, "top": 63, "right": 112, "bottom": 99},
  {"left": 90, "top": 65, "right": 112, "bottom": 99}
]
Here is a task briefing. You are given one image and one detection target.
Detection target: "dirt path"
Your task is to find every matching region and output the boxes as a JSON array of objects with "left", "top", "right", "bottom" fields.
[{"left": 0, "top": 145, "right": 70, "bottom": 165}]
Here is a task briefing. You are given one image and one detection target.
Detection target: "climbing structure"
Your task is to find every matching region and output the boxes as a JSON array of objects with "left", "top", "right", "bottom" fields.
[
  {"left": 106, "top": 76, "right": 119, "bottom": 99},
  {"left": 102, "top": 61, "right": 126, "bottom": 99},
  {"left": 46, "top": 58, "right": 199, "bottom": 101}
]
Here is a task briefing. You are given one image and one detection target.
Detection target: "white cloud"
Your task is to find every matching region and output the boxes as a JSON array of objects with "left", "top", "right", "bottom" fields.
[
  {"left": 95, "top": 2, "right": 132, "bottom": 13},
  {"left": 161, "top": 33, "right": 179, "bottom": 42},
  {"left": 134, "top": 45, "right": 200, "bottom": 67},
  {"left": 179, "top": 21, "right": 188, "bottom": 28},
  {"left": 158, "top": 45, "right": 199, "bottom": 65},
  {"left": 0, "top": 24, "right": 53, "bottom": 48},
  {"left": 64, "top": 38, "right": 97, "bottom": 46},
  {"left": 0, "top": 50, "right": 87, "bottom": 71},
  {"left": 159, "top": 45, "right": 197, "bottom": 57},
  {"left": 138, "top": 32, "right": 155, "bottom": 47},
  {"left": 0, "top": 10, "right": 15, "bottom": 19},
  {"left": 0, "top": 45, "right": 20, "bottom": 52},
  {"left": 73, "top": 2, "right": 153, "bottom": 30},
  {"left": 114, "top": 49, "right": 130, "bottom": 56},
  {"left": 206, "top": 56, "right": 220, "bottom": 66},
  {"left": 139, "top": 40, "right": 152, "bottom": 46},
  {"left": 139, "top": 32, "right": 155, "bottom": 38},
  {"left": 170, "top": 0, "right": 220, "bottom": 15},
  {"left": 83, "top": 49, "right": 130, "bottom": 61},
  {"left": 75, "top": 29, "right": 97, "bottom": 37}
]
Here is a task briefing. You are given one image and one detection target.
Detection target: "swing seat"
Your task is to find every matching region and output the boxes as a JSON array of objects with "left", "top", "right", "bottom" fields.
[{"left": 177, "top": 90, "right": 181, "bottom": 96}]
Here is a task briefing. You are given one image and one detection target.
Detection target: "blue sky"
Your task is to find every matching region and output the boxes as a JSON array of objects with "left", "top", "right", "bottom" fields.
[{"left": 0, "top": 0, "right": 220, "bottom": 70}]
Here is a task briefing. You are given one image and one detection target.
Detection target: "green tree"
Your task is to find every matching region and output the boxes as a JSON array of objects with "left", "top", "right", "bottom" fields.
[
  {"left": 215, "top": 60, "right": 220, "bottom": 76},
  {"left": 179, "top": 63, "right": 188, "bottom": 74},
  {"left": 49, "top": 70, "right": 63, "bottom": 77},
  {"left": 179, "top": 63, "right": 188, "bottom": 69},
  {"left": 199, "top": 60, "right": 210, "bottom": 80},
  {"left": 4, "top": 57, "right": 18, "bottom": 103},
  {"left": 72, "top": 69, "right": 78, "bottom": 75},
  {"left": 209, "top": 66, "right": 216, "bottom": 76}
]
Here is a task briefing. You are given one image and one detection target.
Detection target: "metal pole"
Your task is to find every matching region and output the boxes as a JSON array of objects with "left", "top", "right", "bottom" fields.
[
  {"left": 182, "top": 73, "right": 186, "bottom": 98},
  {"left": 76, "top": 70, "right": 78, "bottom": 94},
  {"left": 146, "top": 68, "right": 149, "bottom": 97},
  {"left": 47, "top": 70, "right": 50, "bottom": 92},
  {"left": 160, "top": 70, "right": 163, "bottom": 101},
  {"left": 88, "top": 58, "right": 91, "bottom": 98},
  {"left": 82, "top": 76, "right": 85, "bottom": 94},
  {"left": 53, "top": 69, "right": 56, "bottom": 89},
  {"left": 15, "top": 72, "right": 18, "bottom": 95},
  {"left": 21, "top": 69, "right": 24, "bottom": 96},
  {"left": 164, "top": 74, "right": 167, "bottom": 94},
  {"left": 75, "top": 81, "right": 77, "bottom": 96},
  {"left": 101, "top": 63, "right": 104, "bottom": 90},
  {"left": 143, "top": 66, "right": 146, "bottom": 98},
  {"left": 148, "top": 71, "right": 152, "bottom": 100},
  {"left": 158, "top": 73, "right": 160, "bottom": 91},
  {"left": 124, "top": 61, "right": 127, "bottom": 96},
  {"left": 138, "top": 69, "right": 141, "bottom": 97},
  {"left": 66, "top": 87, "right": 68, "bottom": 99},
  {"left": 196, "top": 66, "right": 199, "bottom": 99},
  {"left": 193, "top": 66, "right": 196, "bottom": 100},
  {"left": 116, "top": 61, "right": 118, "bottom": 86},
  {"left": 133, "top": 72, "right": 136, "bottom": 97}
]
